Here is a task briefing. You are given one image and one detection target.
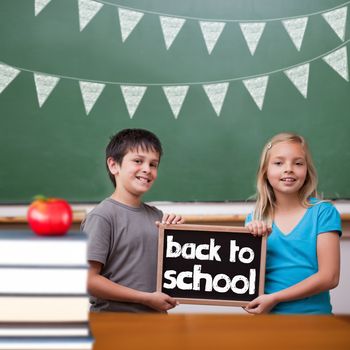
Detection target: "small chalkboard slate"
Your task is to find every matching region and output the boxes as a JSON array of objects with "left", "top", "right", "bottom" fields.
[{"left": 157, "top": 224, "right": 266, "bottom": 306}]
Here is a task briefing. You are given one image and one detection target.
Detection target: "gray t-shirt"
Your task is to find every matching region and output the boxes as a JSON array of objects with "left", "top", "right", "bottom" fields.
[{"left": 81, "top": 198, "right": 162, "bottom": 313}]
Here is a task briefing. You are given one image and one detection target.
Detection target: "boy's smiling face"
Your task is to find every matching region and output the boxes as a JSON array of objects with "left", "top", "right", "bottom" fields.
[{"left": 109, "top": 148, "right": 160, "bottom": 206}]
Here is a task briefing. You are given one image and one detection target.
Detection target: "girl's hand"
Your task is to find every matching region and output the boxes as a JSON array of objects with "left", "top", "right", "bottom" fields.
[
  {"left": 245, "top": 220, "right": 272, "bottom": 237},
  {"left": 244, "top": 294, "right": 277, "bottom": 314},
  {"left": 156, "top": 213, "right": 185, "bottom": 226}
]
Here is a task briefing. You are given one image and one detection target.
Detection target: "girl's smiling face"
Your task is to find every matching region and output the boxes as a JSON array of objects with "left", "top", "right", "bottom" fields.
[{"left": 266, "top": 141, "right": 307, "bottom": 199}]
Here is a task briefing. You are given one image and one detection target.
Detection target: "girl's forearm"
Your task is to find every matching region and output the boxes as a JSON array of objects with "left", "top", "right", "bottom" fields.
[{"left": 273, "top": 272, "right": 338, "bottom": 304}]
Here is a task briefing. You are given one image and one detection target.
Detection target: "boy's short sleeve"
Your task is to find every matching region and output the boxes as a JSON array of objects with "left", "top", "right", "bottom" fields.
[
  {"left": 83, "top": 214, "right": 112, "bottom": 265},
  {"left": 317, "top": 203, "right": 342, "bottom": 237}
]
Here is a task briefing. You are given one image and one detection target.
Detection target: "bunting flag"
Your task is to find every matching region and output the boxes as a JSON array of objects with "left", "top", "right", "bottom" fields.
[
  {"left": 322, "top": 46, "right": 349, "bottom": 81},
  {"left": 282, "top": 17, "right": 308, "bottom": 51},
  {"left": 160, "top": 16, "right": 186, "bottom": 50},
  {"left": 0, "top": 63, "right": 20, "bottom": 94},
  {"left": 284, "top": 63, "right": 310, "bottom": 98},
  {"left": 78, "top": 0, "right": 103, "bottom": 32},
  {"left": 118, "top": 8, "right": 144, "bottom": 43},
  {"left": 239, "top": 22, "right": 266, "bottom": 55},
  {"left": 32, "top": 2, "right": 350, "bottom": 55},
  {"left": 120, "top": 85, "right": 147, "bottom": 118},
  {"left": 1, "top": 9, "right": 349, "bottom": 118},
  {"left": 34, "top": 73, "right": 60, "bottom": 107},
  {"left": 162, "top": 85, "right": 189, "bottom": 118},
  {"left": 243, "top": 76, "right": 269, "bottom": 110},
  {"left": 203, "top": 82, "right": 229, "bottom": 116},
  {"left": 79, "top": 81, "right": 105, "bottom": 115},
  {"left": 199, "top": 21, "right": 226, "bottom": 54},
  {"left": 34, "top": 0, "right": 52, "bottom": 16},
  {"left": 322, "top": 6, "right": 347, "bottom": 41}
]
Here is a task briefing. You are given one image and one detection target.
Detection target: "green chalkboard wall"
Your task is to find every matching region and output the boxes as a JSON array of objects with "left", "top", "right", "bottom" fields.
[{"left": 0, "top": 0, "right": 349, "bottom": 203}]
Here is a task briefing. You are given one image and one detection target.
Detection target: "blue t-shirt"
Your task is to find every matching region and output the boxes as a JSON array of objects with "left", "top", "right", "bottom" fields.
[{"left": 246, "top": 200, "right": 341, "bottom": 314}]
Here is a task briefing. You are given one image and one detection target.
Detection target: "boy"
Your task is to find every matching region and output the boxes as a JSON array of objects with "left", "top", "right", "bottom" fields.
[{"left": 81, "top": 129, "right": 184, "bottom": 313}]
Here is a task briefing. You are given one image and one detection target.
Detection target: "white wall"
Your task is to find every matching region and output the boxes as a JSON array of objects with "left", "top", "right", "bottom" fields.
[
  {"left": 1, "top": 200, "right": 349, "bottom": 217},
  {"left": 330, "top": 239, "right": 350, "bottom": 314}
]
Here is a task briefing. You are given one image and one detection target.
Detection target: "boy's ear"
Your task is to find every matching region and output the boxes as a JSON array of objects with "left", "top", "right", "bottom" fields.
[{"left": 107, "top": 157, "right": 120, "bottom": 176}]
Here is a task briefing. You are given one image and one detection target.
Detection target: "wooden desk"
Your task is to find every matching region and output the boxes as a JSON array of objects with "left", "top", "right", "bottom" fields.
[{"left": 89, "top": 313, "right": 350, "bottom": 350}]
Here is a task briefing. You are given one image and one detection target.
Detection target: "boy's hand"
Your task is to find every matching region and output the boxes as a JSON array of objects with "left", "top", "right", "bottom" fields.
[
  {"left": 156, "top": 213, "right": 185, "bottom": 226},
  {"left": 143, "top": 292, "right": 178, "bottom": 312},
  {"left": 245, "top": 220, "right": 272, "bottom": 237}
]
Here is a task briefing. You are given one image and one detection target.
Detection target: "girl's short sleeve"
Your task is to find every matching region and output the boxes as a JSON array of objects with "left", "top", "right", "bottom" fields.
[
  {"left": 317, "top": 203, "right": 342, "bottom": 237},
  {"left": 245, "top": 213, "right": 253, "bottom": 226}
]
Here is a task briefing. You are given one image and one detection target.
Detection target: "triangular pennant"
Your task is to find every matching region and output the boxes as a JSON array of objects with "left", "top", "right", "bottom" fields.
[
  {"left": 0, "top": 63, "right": 20, "bottom": 94},
  {"left": 203, "top": 82, "right": 229, "bottom": 116},
  {"left": 199, "top": 21, "right": 226, "bottom": 54},
  {"left": 34, "top": 73, "right": 60, "bottom": 107},
  {"left": 162, "top": 85, "right": 189, "bottom": 119},
  {"left": 239, "top": 22, "right": 266, "bottom": 55},
  {"left": 35, "top": 0, "right": 52, "bottom": 16},
  {"left": 282, "top": 17, "right": 308, "bottom": 51},
  {"left": 284, "top": 63, "right": 310, "bottom": 98},
  {"left": 243, "top": 76, "right": 269, "bottom": 110},
  {"left": 120, "top": 85, "right": 147, "bottom": 118},
  {"left": 322, "top": 6, "right": 347, "bottom": 41},
  {"left": 322, "top": 46, "right": 349, "bottom": 81},
  {"left": 78, "top": 0, "right": 103, "bottom": 32},
  {"left": 79, "top": 81, "right": 105, "bottom": 115},
  {"left": 118, "top": 8, "right": 144, "bottom": 42},
  {"left": 159, "top": 16, "right": 186, "bottom": 50}
]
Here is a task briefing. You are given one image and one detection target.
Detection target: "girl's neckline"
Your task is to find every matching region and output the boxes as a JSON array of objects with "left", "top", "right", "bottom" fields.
[{"left": 273, "top": 207, "right": 309, "bottom": 236}]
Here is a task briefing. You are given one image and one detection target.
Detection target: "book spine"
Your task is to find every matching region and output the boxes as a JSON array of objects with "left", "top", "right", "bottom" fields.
[{"left": 0, "top": 267, "right": 88, "bottom": 295}]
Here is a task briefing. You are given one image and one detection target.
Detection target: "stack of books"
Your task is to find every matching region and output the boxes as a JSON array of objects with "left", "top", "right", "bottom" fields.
[{"left": 0, "top": 230, "right": 93, "bottom": 349}]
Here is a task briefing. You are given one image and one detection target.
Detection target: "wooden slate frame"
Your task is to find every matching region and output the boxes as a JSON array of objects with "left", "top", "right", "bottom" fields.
[{"left": 157, "top": 224, "right": 267, "bottom": 307}]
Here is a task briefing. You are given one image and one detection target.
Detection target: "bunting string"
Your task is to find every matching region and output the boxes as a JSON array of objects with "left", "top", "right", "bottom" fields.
[
  {"left": 1, "top": 42, "right": 348, "bottom": 116},
  {"left": 35, "top": 1, "right": 349, "bottom": 55},
  {"left": 87, "top": 0, "right": 350, "bottom": 22},
  {"left": 2, "top": 40, "right": 348, "bottom": 85}
]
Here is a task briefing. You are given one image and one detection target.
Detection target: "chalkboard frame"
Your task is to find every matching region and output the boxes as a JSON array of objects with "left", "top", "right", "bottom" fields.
[{"left": 157, "top": 224, "right": 267, "bottom": 307}]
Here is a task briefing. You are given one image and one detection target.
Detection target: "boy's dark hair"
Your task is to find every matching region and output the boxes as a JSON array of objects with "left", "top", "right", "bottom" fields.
[{"left": 106, "top": 129, "right": 163, "bottom": 187}]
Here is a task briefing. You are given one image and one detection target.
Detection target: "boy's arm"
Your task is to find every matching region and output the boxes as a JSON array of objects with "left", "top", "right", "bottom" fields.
[
  {"left": 87, "top": 261, "right": 178, "bottom": 312},
  {"left": 244, "top": 232, "right": 340, "bottom": 314}
]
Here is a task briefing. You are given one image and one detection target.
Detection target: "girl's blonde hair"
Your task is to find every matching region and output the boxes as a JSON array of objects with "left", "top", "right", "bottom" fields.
[{"left": 253, "top": 132, "right": 318, "bottom": 223}]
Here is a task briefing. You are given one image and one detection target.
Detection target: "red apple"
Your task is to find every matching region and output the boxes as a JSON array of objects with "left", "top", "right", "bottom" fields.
[{"left": 27, "top": 197, "right": 73, "bottom": 236}]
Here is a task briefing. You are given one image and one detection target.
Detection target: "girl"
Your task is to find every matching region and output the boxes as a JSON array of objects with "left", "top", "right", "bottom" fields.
[{"left": 245, "top": 133, "right": 341, "bottom": 314}]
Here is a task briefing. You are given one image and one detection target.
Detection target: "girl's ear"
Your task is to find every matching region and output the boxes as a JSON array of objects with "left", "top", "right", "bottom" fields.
[{"left": 107, "top": 157, "right": 120, "bottom": 176}]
